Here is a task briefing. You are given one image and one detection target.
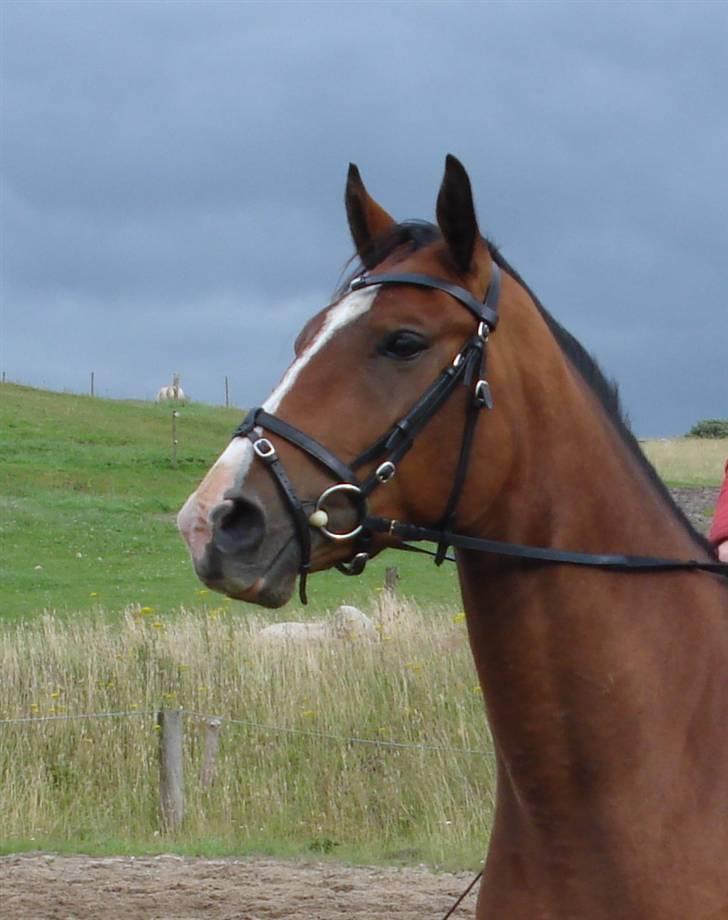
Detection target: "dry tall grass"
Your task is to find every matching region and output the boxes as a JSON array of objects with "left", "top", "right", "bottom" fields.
[
  {"left": 640, "top": 437, "right": 727, "bottom": 486},
  {"left": 0, "top": 597, "right": 494, "bottom": 867}
]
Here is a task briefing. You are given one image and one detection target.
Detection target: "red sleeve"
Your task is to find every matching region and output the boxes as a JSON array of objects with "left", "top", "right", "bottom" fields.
[{"left": 708, "top": 459, "right": 728, "bottom": 548}]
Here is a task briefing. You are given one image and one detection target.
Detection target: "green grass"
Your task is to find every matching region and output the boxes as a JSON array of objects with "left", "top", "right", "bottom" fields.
[
  {"left": 0, "top": 384, "right": 460, "bottom": 622},
  {"left": 2, "top": 384, "right": 722, "bottom": 623}
]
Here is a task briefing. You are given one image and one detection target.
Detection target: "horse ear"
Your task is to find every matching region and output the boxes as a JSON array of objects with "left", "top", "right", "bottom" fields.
[
  {"left": 436, "top": 154, "right": 480, "bottom": 275},
  {"left": 345, "top": 163, "right": 396, "bottom": 269}
]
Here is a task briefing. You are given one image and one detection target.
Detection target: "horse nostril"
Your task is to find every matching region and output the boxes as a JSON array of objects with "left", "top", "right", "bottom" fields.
[{"left": 212, "top": 497, "right": 266, "bottom": 555}]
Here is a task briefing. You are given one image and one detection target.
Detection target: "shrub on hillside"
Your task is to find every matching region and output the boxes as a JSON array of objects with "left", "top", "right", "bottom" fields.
[{"left": 687, "top": 419, "right": 728, "bottom": 439}]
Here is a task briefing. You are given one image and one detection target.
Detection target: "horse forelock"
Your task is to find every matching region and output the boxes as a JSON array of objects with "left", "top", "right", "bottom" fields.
[{"left": 336, "top": 220, "right": 442, "bottom": 297}]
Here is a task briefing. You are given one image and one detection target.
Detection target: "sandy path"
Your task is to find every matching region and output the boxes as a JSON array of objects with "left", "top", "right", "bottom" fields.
[{"left": 0, "top": 854, "right": 478, "bottom": 920}]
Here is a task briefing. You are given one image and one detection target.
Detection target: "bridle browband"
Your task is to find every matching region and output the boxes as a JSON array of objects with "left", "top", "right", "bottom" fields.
[{"left": 231, "top": 264, "right": 728, "bottom": 603}]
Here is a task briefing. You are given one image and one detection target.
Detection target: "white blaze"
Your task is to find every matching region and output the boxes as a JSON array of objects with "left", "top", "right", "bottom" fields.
[
  {"left": 177, "top": 287, "right": 378, "bottom": 559},
  {"left": 262, "top": 286, "right": 377, "bottom": 414}
]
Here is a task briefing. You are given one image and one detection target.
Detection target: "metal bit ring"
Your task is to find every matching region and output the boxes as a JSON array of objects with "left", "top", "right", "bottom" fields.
[{"left": 314, "top": 483, "right": 366, "bottom": 542}]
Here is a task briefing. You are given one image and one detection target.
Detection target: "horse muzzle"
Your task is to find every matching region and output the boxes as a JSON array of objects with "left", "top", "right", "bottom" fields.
[{"left": 180, "top": 494, "right": 297, "bottom": 607}]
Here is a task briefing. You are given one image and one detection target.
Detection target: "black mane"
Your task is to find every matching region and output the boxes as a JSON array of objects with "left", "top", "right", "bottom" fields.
[
  {"left": 486, "top": 241, "right": 713, "bottom": 553},
  {"left": 339, "top": 221, "right": 711, "bottom": 552}
]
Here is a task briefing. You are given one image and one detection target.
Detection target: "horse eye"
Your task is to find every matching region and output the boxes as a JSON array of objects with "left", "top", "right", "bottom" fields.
[{"left": 380, "top": 330, "right": 429, "bottom": 360}]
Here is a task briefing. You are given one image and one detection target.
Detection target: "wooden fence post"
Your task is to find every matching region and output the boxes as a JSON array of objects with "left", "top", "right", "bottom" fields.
[
  {"left": 224, "top": 375, "right": 230, "bottom": 408},
  {"left": 171, "top": 410, "right": 179, "bottom": 467},
  {"left": 158, "top": 709, "right": 184, "bottom": 831},
  {"left": 200, "top": 717, "right": 223, "bottom": 790},
  {"left": 90, "top": 371, "right": 95, "bottom": 397},
  {"left": 384, "top": 566, "right": 400, "bottom": 596}
]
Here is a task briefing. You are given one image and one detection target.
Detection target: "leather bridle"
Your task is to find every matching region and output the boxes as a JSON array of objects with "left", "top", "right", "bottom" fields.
[{"left": 231, "top": 264, "right": 728, "bottom": 603}]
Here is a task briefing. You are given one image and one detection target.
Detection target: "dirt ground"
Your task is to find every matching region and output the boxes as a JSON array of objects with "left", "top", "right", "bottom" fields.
[
  {"left": 0, "top": 853, "right": 478, "bottom": 920},
  {"left": 670, "top": 486, "right": 720, "bottom": 535}
]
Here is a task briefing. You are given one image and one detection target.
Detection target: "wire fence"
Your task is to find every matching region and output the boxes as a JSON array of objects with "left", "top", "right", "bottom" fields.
[
  {"left": 0, "top": 707, "right": 492, "bottom": 757},
  {"left": 0, "top": 710, "right": 154, "bottom": 726},
  {"left": 0, "top": 703, "right": 495, "bottom": 868},
  {"left": 1, "top": 371, "right": 237, "bottom": 409}
]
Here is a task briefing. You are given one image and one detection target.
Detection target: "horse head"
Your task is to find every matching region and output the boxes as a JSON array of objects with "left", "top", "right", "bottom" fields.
[{"left": 178, "top": 156, "right": 516, "bottom": 606}]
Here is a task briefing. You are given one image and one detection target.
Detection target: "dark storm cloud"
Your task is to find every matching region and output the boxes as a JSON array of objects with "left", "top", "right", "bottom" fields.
[{"left": 1, "top": 0, "right": 726, "bottom": 433}]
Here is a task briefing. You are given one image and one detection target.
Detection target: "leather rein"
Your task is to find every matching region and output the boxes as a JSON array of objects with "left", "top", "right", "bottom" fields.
[{"left": 232, "top": 264, "right": 728, "bottom": 603}]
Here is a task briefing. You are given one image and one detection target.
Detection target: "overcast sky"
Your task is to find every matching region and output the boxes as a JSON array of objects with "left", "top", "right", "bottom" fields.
[{"left": 2, "top": 0, "right": 726, "bottom": 436}]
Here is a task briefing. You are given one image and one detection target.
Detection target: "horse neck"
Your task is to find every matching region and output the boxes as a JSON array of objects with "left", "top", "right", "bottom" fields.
[{"left": 457, "top": 285, "right": 728, "bottom": 835}]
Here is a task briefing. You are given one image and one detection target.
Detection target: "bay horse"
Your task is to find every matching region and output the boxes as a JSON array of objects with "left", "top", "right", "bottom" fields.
[{"left": 178, "top": 156, "right": 728, "bottom": 919}]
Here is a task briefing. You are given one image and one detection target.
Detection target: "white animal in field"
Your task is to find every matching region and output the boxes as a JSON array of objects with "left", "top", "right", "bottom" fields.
[
  {"left": 156, "top": 384, "right": 186, "bottom": 403},
  {"left": 331, "top": 605, "right": 376, "bottom": 638},
  {"left": 257, "top": 605, "right": 375, "bottom": 643},
  {"left": 257, "top": 621, "right": 330, "bottom": 642}
]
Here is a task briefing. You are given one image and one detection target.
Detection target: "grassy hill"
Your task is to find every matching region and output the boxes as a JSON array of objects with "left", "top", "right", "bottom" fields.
[
  {"left": 2, "top": 384, "right": 724, "bottom": 622},
  {"left": 0, "top": 384, "right": 461, "bottom": 622}
]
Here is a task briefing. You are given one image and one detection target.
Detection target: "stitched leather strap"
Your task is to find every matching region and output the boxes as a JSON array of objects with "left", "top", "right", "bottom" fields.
[
  {"left": 433, "top": 341, "right": 488, "bottom": 564},
  {"left": 235, "top": 408, "right": 358, "bottom": 485},
  {"left": 244, "top": 433, "right": 313, "bottom": 604},
  {"left": 355, "top": 349, "right": 474, "bottom": 495},
  {"left": 364, "top": 516, "right": 728, "bottom": 577},
  {"left": 350, "top": 263, "right": 501, "bottom": 329}
]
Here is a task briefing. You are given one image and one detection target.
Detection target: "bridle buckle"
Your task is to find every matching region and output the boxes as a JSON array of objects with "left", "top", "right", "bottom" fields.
[
  {"left": 474, "top": 379, "right": 493, "bottom": 410},
  {"left": 252, "top": 437, "right": 277, "bottom": 461},
  {"left": 375, "top": 461, "right": 396, "bottom": 483},
  {"left": 336, "top": 552, "right": 369, "bottom": 576},
  {"left": 477, "top": 321, "right": 490, "bottom": 341}
]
